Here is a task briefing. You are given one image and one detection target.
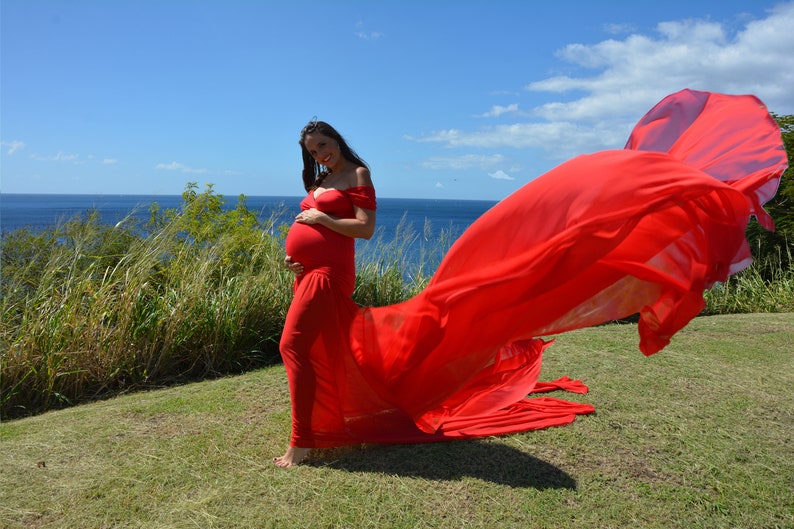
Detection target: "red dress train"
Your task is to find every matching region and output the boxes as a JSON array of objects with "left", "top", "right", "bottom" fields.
[{"left": 279, "top": 89, "right": 787, "bottom": 448}]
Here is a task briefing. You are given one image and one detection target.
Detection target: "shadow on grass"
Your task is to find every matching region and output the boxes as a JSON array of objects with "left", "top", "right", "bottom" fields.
[{"left": 318, "top": 439, "right": 576, "bottom": 489}]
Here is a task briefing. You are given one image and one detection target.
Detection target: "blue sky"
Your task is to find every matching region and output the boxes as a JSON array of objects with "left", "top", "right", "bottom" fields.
[{"left": 2, "top": 1, "right": 793, "bottom": 201}]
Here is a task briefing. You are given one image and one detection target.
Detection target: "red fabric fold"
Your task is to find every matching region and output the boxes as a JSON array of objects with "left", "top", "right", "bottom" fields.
[{"left": 532, "top": 377, "right": 589, "bottom": 395}]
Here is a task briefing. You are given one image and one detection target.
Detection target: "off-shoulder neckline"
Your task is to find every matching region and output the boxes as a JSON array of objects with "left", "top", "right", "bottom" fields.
[{"left": 312, "top": 185, "right": 374, "bottom": 200}]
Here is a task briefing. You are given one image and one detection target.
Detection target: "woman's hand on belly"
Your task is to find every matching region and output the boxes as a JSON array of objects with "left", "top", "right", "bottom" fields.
[
  {"left": 284, "top": 255, "right": 304, "bottom": 277},
  {"left": 296, "top": 205, "right": 376, "bottom": 240},
  {"left": 295, "top": 208, "right": 326, "bottom": 225}
]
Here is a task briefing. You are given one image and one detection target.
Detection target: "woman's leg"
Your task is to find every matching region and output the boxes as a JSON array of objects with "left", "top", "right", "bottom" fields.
[{"left": 274, "top": 273, "right": 347, "bottom": 466}]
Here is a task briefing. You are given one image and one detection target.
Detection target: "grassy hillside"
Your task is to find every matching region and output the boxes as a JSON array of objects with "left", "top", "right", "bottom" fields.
[{"left": 1, "top": 313, "right": 792, "bottom": 529}]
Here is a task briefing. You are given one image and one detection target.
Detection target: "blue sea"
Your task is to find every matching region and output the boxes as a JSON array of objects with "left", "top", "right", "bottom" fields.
[{"left": 0, "top": 193, "right": 497, "bottom": 252}]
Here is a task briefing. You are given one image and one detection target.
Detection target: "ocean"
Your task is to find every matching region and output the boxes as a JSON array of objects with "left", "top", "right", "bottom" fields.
[{"left": 0, "top": 193, "right": 497, "bottom": 248}]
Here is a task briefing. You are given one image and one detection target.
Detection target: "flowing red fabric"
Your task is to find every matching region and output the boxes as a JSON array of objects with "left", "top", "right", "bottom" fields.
[{"left": 279, "top": 89, "right": 787, "bottom": 448}]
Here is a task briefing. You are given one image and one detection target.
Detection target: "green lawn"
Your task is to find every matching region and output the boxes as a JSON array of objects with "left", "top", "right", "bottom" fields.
[{"left": 2, "top": 313, "right": 792, "bottom": 529}]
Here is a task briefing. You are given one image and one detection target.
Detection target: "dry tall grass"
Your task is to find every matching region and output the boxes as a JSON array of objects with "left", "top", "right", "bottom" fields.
[{"left": 1, "top": 186, "right": 293, "bottom": 417}]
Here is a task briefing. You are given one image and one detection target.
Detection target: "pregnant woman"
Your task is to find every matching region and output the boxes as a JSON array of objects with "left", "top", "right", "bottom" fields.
[
  {"left": 275, "top": 90, "right": 787, "bottom": 468},
  {"left": 275, "top": 120, "right": 377, "bottom": 467}
]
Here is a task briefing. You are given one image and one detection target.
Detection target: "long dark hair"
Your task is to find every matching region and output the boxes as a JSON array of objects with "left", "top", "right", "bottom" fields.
[{"left": 299, "top": 119, "right": 369, "bottom": 192}]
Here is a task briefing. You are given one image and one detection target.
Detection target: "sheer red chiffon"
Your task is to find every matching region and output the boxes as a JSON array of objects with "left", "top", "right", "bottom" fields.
[{"left": 279, "top": 89, "right": 787, "bottom": 448}]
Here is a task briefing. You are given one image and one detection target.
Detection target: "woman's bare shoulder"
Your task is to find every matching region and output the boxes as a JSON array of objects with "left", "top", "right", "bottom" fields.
[{"left": 354, "top": 166, "right": 373, "bottom": 187}]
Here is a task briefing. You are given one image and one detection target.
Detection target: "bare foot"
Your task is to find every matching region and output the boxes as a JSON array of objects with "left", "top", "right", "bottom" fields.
[{"left": 273, "top": 447, "right": 311, "bottom": 468}]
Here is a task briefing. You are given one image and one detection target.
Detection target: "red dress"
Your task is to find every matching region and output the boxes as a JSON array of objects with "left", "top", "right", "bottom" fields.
[{"left": 280, "top": 89, "right": 787, "bottom": 449}]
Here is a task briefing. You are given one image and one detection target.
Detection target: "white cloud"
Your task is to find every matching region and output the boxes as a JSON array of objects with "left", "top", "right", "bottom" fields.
[
  {"left": 416, "top": 121, "right": 623, "bottom": 160},
  {"left": 356, "top": 30, "right": 383, "bottom": 39},
  {"left": 355, "top": 20, "right": 383, "bottom": 40},
  {"left": 603, "top": 23, "right": 636, "bottom": 35},
  {"left": 488, "top": 170, "right": 515, "bottom": 181},
  {"left": 477, "top": 104, "right": 520, "bottom": 118},
  {"left": 435, "top": 182, "right": 445, "bottom": 189},
  {"left": 409, "top": 3, "right": 794, "bottom": 162},
  {"left": 1, "top": 140, "right": 25, "bottom": 155},
  {"left": 156, "top": 161, "right": 207, "bottom": 174},
  {"left": 422, "top": 154, "right": 506, "bottom": 170},
  {"left": 525, "top": 3, "right": 794, "bottom": 120},
  {"left": 31, "top": 151, "right": 80, "bottom": 162},
  {"left": 53, "top": 151, "right": 78, "bottom": 161},
  {"left": 34, "top": 152, "right": 117, "bottom": 165}
]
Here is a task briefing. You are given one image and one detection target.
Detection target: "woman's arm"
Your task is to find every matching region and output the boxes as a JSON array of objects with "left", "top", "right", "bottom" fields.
[
  {"left": 295, "top": 205, "right": 376, "bottom": 240},
  {"left": 294, "top": 167, "right": 377, "bottom": 239}
]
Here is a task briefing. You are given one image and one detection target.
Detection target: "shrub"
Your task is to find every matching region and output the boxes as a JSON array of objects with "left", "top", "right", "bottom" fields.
[{"left": 1, "top": 184, "right": 293, "bottom": 418}]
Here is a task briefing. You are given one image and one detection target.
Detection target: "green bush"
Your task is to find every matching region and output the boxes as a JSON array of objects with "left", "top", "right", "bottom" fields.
[
  {"left": 703, "top": 242, "right": 794, "bottom": 314},
  {"left": 1, "top": 184, "right": 294, "bottom": 418}
]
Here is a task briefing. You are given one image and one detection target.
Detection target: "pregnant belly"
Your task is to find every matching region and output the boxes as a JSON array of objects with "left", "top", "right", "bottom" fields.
[{"left": 285, "top": 222, "right": 353, "bottom": 272}]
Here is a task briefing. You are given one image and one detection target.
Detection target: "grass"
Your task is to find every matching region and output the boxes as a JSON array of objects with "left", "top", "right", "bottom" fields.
[{"left": 2, "top": 313, "right": 791, "bottom": 529}]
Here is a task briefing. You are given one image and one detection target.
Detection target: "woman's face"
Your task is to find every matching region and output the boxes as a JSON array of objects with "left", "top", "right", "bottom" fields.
[{"left": 304, "top": 132, "right": 339, "bottom": 168}]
